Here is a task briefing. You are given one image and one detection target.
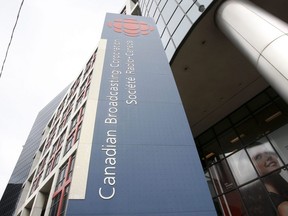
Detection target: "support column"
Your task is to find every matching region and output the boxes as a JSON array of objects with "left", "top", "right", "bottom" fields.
[{"left": 216, "top": 0, "right": 288, "bottom": 103}]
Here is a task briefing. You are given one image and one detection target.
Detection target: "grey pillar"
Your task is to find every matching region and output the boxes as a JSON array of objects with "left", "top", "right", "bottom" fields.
[{"left": 216, "top": 0, "right": 288, "bottom": 103}]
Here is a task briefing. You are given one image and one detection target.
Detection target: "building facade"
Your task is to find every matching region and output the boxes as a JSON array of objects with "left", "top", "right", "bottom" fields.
[
  {"left": 3, "top": 0, "right": 288, "bottom": 215},
  {"left": 0, "top": 87, "right": 68, "bottom": 216}
]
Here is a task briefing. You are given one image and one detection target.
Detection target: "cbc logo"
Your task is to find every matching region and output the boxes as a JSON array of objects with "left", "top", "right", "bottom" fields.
[{"left": 107, "top": 18, "right": 154, "bottom": 37}]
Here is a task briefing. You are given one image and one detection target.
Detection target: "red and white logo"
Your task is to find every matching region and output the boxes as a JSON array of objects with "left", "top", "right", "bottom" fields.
[{"left": 107, "top": 18, "right": 154, "bottom": 37}]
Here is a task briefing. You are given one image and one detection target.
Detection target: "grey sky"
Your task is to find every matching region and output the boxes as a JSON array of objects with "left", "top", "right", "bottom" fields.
[{"left": 0, "top": 0, "right": 126, "bottom": 199}]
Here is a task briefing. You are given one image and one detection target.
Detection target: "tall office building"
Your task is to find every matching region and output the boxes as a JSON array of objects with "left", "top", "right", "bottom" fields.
[
  {"left": 0, "top": 87, "right": 68, "bottom": 216},
  {"left": 7, "top": 0, "right": 288, "bottom": 215}
]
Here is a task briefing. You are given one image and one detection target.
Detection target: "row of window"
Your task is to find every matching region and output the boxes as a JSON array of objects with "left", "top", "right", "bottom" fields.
[
  {"left": 196, "top": 88, "right": 288, "bottom": 215},
  {"left": 139, "top": 0, "right": 213, "bottom": 60},
  {"left": 28, "top": 51, "right": 96, "bottom": 199},
  {"left": 49, "top": 154, "right": 75, "bottom": 216}
]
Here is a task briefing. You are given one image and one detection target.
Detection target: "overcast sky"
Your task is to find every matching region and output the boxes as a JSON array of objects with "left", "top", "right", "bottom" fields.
[{"left": 0, "top": 0, "right": 126, "bottom": 199}]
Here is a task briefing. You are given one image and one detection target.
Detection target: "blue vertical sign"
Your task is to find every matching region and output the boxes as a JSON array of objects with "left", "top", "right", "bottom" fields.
[{"left": 66, "top": 13, "right": 216, "bottom": 216}]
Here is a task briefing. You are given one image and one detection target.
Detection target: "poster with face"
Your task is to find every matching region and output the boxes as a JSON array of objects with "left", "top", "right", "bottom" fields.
[{"left": 268, "top": 124, "right": 288, "bottom": 164}]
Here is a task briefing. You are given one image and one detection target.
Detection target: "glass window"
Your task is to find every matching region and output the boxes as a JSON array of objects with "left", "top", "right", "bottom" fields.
[
  {"left": 161, "top": 0, "right": 177, "bottom": 23},
  {"left": 201, "top": 139, "right": 223, "bottom": 166},
  {"left": 247, "top": 93, "right": 270, "bottom": 112},
  {"left": 275, "top": 98, "right": 288, "bottom": 116},
  {"left": 254, "top": 103, "right": 287, "bottom": 134},
  {"left": 49, "top": 193, "right": 61, "bottom": 216},
  {"left": 214, "top": 118, "right": 231, "bottom": 135},
  {"left": 153, "top": 8, "right": 160, "bottom": 22},
  {"left": 218, "top": 190, "right": 247, "bottom": 216},
  {"left": 262, "top": 169, "right": 288, "bottom": 212},
  {"left": 156, "top": 16, "right": 165, "bottom": 36},
  {"left": 56, "top": 164, "right": 67, "bottom": 190},
  {"left": 209, "top": 159, "right": 236, "bottom": 194},
  {"left": 165, "top": 40, "right": 176, "bottom": 62},
  {"left": 172, "top": 16, "right": 191, "bottom": 47},
  {"left": 239, "top": 180, "right": 276, "bottom": 216},
  {"left": 197, "top": 128, "right": 215, "bottom": 145},
  {"left": 218, "top": 128, "right": 243, "bottom": 156},
  {"left": 205, "top": 170, "right": 217, "bottom": 197},
  {"left": 198, "top": 0, "right": 213, "bottom": 7},
  {"left": 268, "top": 124, "right": 288, "bottom": 164},
  {"left": 180, "top": 0, "right": 195, "bottom": 12},
  {"left": 158, "top": 0, "right": 167, "bottom": 11},
  {"left": 235, "top": 117, "right": 261, "bottom": 145},
  {"left": 167, "top": 6, "right": 184, "bottom": 34},
  {"left": 59, "top": 185, "right": 70, "bottom": 216},
  {"left": 226, "top": 149, "right": 257, "bottom": 185},
  {"left": 65, "top": 135, "right": 74, "bottom": 154},
  {"left": 230, "top": 106, "right": 250, "bottom": 124},
  {"left": 246, "top": 138, "right": 284, "bottom": 177},
  {"left": 149, "top": 1, "right": 157, "bottom": 17},
  {"left": 187, "top": 4, "right": 202, "bottom": 23},
  {"left": 161, "top": 28, "right": 170, "bottom": 49}
]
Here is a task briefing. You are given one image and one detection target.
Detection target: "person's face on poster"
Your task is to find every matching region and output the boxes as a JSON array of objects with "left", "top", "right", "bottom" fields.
[
  {"left": 252, "top": 151, "right": 280, "bottom": 175},
  {"left": 248, "top": 143, "right": 281, "bottom": 176}
]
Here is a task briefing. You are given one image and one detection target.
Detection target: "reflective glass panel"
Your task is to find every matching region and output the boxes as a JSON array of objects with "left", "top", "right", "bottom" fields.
[
  {"left": 227, "top": 149, "right": 257, "bottom": 185},
  {"left": 165, "top": 40, "right": 175, "bottom": 61},
  {"left": 156, "top": 16, "right": 165, "bottom": 36},
  {"left": 220, "top": 190, "right": 247, "bottom": 216},
  {"left": 201, "top": 139, "right": 223, "bottom": 166},
  {"left": 239, "top": 180, "right": 276, "bottom": 216},
  {"left": 209, "top": 159, "right": 236, "bottom": 194},
  {"left": 172, "top": 16, "right": 191, "bottom": 47},
  {"left": 255, "top": 103, "right": 287, "bottom": 134},
  {"left": 205, "top": 170, "right": 217, "bottom": 197},
  {"left": 235, "top": 117, "right": 261, "bottom": 145},
  {"left": 262, "top": 169, "right": 288, "bottom": 212},
  {"left": 218, "top": 128, "right": 243, "bottom": 156},
  {"left": 149, "top": 1, "right": 157, "bottom": 17},
  {"left": 180, "top": 0, "right": 194, "bottom": 12},
  {"left": 161, "top": 0, "right": 177, "bottom": 23},
  {"left": 247, "top": 138, "right": 284, "bottom": 177},
  {"left": 187, "top": 4, "right": 202, "bottom": 23},
  {"left": 268, "top": 123, "right": 288, "bottom": 164},
  {"left": 167, "top": 7, "right": 184, "bottom": 34}
]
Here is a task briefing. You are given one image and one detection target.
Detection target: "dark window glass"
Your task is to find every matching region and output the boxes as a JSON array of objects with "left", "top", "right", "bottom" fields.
[
  {"left": 218, "top": 190, "right": 247, "bottom": 216},
  {"left": 49, "top": 193, "right": 61, "bottom": 216},
  {"left": 214, "top": 118, "right": 231, "bottom": 135},
  {"left": 230, "top": 106, "right": 250, "bottom": 124},
  {"left": 218, "top": 128, "right": 243, "bottom": 156},
  {"left": 247, "top": 93, "right": 270, "bottom": 112},
  {"left": 205, "top": 170, "right": 217, "bottom": 197},
  {"left": 201, "top": 139, "right": 223, "bottom": 167},
  {"left": 254, "top": 103, "right": 287, "bottom": 134},
  {"left": 59, "top": 186, "right": 70, "bottom": 216},
  {"left": 239, "top": 180, "right": 276, "bottom": 216},
  {"left": 262, "top": 169, "right": 288, "bottom": 212},
  {"left": 209, "top": 159, "right": 236, "bottom": 194},
  {"left": 274, "top": 98, "right": 288, "bottom": 116},
  {"left": 198, "top": 128, "right": 215, "bottom": 145},
  {"left": 235, "top": 117, "right": 262, "bottom": 145}
]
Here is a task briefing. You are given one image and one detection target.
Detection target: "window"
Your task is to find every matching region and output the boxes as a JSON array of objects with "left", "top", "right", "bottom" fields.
[
  {"left": 49, "top": 154, "right": 75, "bottom": 216},
  {"left": 55, "top": 164, "right": 68, "bottom": 191},
  {"left": 49, "top": 193, "right": 61, "bottom": 216},
  {"left": 69, "top": 113, "right": 79, "bottom": 133},
  {"left": 65, "top": 135, "right": 74, "bottom": 154}
]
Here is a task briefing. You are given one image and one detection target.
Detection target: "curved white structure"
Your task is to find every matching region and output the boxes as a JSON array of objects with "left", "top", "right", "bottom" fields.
[{"left": 216, "top": 0, "right": 288, "bottom": 103}]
